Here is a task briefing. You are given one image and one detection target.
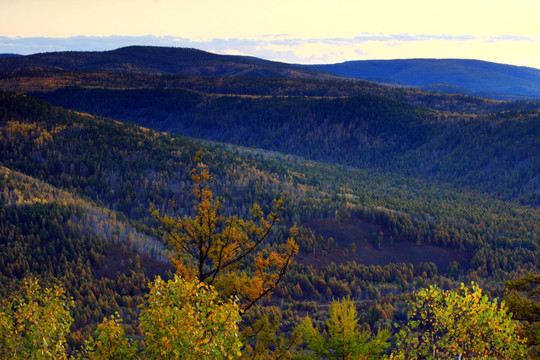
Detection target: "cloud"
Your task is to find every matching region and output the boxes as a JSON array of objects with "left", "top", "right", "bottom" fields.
[
  {"left": 0, "top": 33, "right": 480, "bottom": 55},
  {"left": 0, "top": 35, "right": 183, "bottom": 54},
  {"left": 486, "top": 35, "right": 540, "bottom": 43}
]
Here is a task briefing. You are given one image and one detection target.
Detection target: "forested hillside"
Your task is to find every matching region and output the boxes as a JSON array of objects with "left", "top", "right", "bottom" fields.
[
  {"left": 29, "top": 85, "right": 540, "bottom": 206},
  {"left": 307, "top": 58, "right": 540, "bottom": 99},
  {"left": 0, "top": 46, "right": 334, "bottom": 78},
  {"left": 0, "top": 47, "right": 538, "bottom": 358},
  {"left": 1, "top": 53, "right": 537, "bottom": 205},
  {"left": 1, "top": 91, "right": 538, "bottom": 350},
  {"left": 3, "top": 69, "right": 539, "bottom": 114}
]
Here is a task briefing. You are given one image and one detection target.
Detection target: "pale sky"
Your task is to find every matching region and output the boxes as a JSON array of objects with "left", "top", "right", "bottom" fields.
[{"left": 1, "top": 0, "right": 539, "bottom": 68}]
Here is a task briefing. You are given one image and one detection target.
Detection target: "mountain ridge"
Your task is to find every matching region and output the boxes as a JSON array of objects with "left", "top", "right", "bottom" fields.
[
  {"left": 0, "top": 46, "right": 538, "bottom": 203},
  {"left": 306, "top": 58, "right": 540, "bottom": 99},
  {"left": 2, "top": 46, "right": 540, "bottom": 99},
  {"left": 31, "top": 85, "right": 540, "bottom": 206},
  {"left": 0, "top": 45, "right": 336, "bottom": 79}
]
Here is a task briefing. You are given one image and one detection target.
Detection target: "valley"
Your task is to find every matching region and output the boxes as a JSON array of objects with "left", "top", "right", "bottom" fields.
[
  {"left": 301, "top": 217, "right": 470, "bottom": 271},
  {"left": 0, "top": 46, "right": 538, "bottom": 357}
]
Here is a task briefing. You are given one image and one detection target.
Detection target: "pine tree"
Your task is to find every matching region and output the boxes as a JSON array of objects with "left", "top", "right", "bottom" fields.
[{"left": 298, "top": 297, "right": 390, "bottom": 359}]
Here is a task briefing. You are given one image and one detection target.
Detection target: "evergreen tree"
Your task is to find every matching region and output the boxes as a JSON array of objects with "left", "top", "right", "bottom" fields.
[{"left": 298, "top": 297, "right": 390, "bottom": 359}]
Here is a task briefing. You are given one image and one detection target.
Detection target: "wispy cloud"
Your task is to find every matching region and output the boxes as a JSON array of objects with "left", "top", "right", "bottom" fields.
[
  {"left": 486, "top": 35, "right": 540, "bottom": 43},
  {"left": 0, "top": 33, "right": 481, "bottom": 54}
]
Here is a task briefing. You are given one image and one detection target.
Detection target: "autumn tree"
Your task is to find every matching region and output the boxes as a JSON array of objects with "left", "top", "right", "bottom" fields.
[
  {"left": 81, "top": 274, "right": 242, "bottom": 359},
  {"left": 151, "top": 151, "right": 298, "bottom": 310},
  {"left": 298, "top": 297, "right": 390, "bottom": 359},
  {"left": 139, "top": 275, "right": 242, "bottom": 360},
  {"left": 0, "top": 277, "right": 74, "bottom": 360},
  {"left": 392, "top": 282, "right": 526, "bottom": 359}
]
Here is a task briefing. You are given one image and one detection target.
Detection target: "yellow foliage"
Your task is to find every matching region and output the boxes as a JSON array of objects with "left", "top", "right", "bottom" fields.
[{"left": 152, "top": 154, "right": 297, "bottom": 310}]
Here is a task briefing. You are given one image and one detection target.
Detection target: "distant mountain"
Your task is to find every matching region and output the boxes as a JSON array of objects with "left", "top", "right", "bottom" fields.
[
  {"left": 3, "top": 46, "right": 540, "bottom": 99},
  {"left": 5, "top": 69, "right": 533, "bottom": 115},
  {"left": 306, "top": 59, "right": 540, "bottom": 99},
  {"left": 0, "top": 46, "right": 336, "bottom": 79}
]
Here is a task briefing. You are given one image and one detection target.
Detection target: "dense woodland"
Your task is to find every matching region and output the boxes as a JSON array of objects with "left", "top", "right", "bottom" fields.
[
  {"left": 2, "top": 71, "right": 536, "bottom": 205},
  {"left": 0, "top": 47, "right": 538, "bottom": 358}
]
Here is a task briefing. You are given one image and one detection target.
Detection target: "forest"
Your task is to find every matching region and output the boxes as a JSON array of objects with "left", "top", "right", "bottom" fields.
[{"left": 0, "top": 47, "right": 538, "bottom": 358}]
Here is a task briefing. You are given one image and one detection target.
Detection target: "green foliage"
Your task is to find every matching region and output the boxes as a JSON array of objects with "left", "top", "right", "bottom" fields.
[
  {"left": 8, "top": 275, "right": 241, "bottom": 360},
  {"left": 0, "top": 277, "right": 73, "bottom": 360},
  {"left": 505, "top": 273, "right": 540, "bottom": 322},
  {"left": 28, "top": 85, "right": 540, "bottom": 205},
  {"left": 505, "top": 273, "right": 540, "bottom": 358},
  {"left": 139, "top": 274, "right": 242, "bottom": 360},
  {"left": 0, "top": 166, "right": 152, "bottom": 341},
  {"left": 79, "top": 314, "right": 138, "bottom": 360},
  {"left": 298, "top": 297, "right": 390, "bottom": 359},
  {"left": 0, "top": 90, "right": 538, "bottom": 358},
  {"left": 393, "top": 283, "right": 526, "bottom": 359},
  {"left": 242, "top": 312, "right": 303, "bottom": 359}
]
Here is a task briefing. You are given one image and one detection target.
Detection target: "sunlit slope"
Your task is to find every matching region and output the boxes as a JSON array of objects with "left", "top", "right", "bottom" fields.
[
  {"left": 1, "top": 91, "right": 537, "bottom": 284},
  {"left": 33, "top": 87, "right": 540, "bottom": 205}
]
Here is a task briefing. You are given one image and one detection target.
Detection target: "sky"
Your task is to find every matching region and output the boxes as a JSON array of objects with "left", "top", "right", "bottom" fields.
[{"left": 1, "top": 0, "right": 539, "bottom": 69}]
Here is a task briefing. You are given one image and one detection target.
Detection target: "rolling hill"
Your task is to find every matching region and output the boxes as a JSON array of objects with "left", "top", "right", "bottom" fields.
[
  {"left": 307, "top": 59, "right": 540, "bottom": 99},
  {"left": 1, "top": 90, "right": 537, "bottom": 273},
  {"left": 0, "top": 88, "right": 538, "bottom": 352},
  {"left": 0, "top": 46, "right": 539, "bottom": 353},
  {"left": 0, "top": 47, "right": 538, "bottom": 204},
  {"left": 30, "top": 85, "right": 540, "bottom": 206},
  {"left": 0, "top": 45, "right": 335, "bottom": 79},
  {"left": 3, "top": 46, "right": 540, "bottom": 100},
  {"left": 4, "top": 69, "right": 533, "bottom": 115}
]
